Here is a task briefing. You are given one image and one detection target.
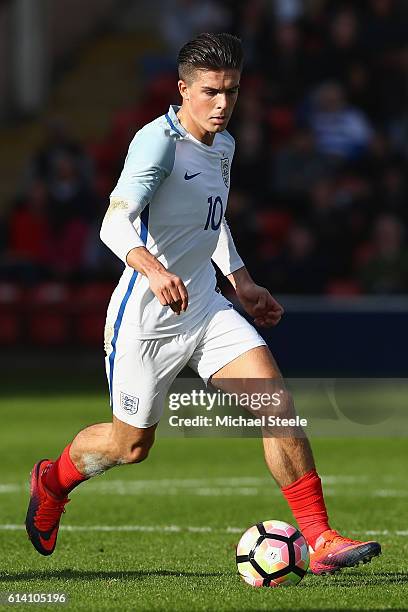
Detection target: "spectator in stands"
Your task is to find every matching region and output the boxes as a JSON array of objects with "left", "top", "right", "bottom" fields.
[
  {"left": 44, "top": 154, "right": 94, "bottom": 280},
  {"left": 362, "top": 0, "right": 408, "bottom": 55},
  {"left": 307, "top": 82, "right": 374, "bottom": 160},
  {"left": 315, "top": 8, "right": 362, "bottom": 83},
  {"left": 272, "top": 128, "right": 331, "bottom": 200},
  {"left": 48, "top": 153, "right": 96, "bottom": 228},
  {"left": 345, "top": 62, "right": 378, "bottom": 123},
  {"left": 263, "top": 223, "right": 329, "bottom": 294},
  {"left": 230, "top": 0, "right": 274, "bottom": 73},
  {"left": 0, "top": 208, "right": 6, "bottom": 260},
  {"left": 272, "top": 0, "right": 303, "bottom": 25},
  {"left": 230, "top": 88, "right": 270, "bottom": 199},
  {"left": 50, "top": 216, "right": 90, "bottom": 280},
  {"left": 358, "top": 214, "right": 408, "bottom": 293},
  {"left": 269, "top": 21, "right": 308, "bottom": 104},
  {"left": 379, "top": 164, "right": 407, "bottom": 220},
  {"left": 224, "top": 188, "right": 259, "bottom": 271},
  {"left": 1, "top": 181, "right": 52, "bottom": 282},
  {"left": 159, "top": 0, "right": 231, "bottom": 54},
  {"left": 27, "top": 116, "right": 93, "bottom": 187},
  {"left": 304, "top": 177, "right": 354, "bottom": 279}
]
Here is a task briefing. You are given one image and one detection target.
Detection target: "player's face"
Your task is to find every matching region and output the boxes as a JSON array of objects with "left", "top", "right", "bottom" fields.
[{"left": 178, "top": 69, "right": 240, "bottom": 141}]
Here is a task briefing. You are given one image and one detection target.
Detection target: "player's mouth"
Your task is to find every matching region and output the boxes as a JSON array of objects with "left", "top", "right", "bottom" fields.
[{"left": 211, "top": 116, "right": 227, "bottom": 125}]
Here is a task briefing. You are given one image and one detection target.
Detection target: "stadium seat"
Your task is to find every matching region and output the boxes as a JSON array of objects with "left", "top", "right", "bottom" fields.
[
  {"left": 76, "top": 312, "right": 106, "bottom": 345},
  {"left": 86, "top": 141, "right": 119, "bottom": 175},
  {"left": 27, "top": 283, "right": 71, "bottom": 345},
  {"left": 267, "top": 107, "right": 295, "bottom": 147},
  {"left": 74, "top": 283, "right": 114, "bottom": 308},
  {"left": 0, "top": 312, "right": 20, "bottom": 344},
  {"left": 0, "top": 283, "right": 25, "bottom": 344},
  {"left": 326, "top": 280, "right": 362, "bottom": 296},
  {"left": 73, "top": 283, "right": 114, "bottom": 345},
  {"left": 0, "top": 282, "right": 24, "bottom": 305},
  {"left": 257, "top": 210, "right": 293, "bottom": 242},
  {"left": 110, "top": 107, "right": 154, "bottom": 153}
]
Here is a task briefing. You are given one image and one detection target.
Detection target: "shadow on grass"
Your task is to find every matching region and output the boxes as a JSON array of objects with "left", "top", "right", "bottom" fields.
[
  {"left": 2, "top": 568, "right": 407, "bottom": 587},
  {"left": 0, "top": 568, "right": 231, "bottom": 582},
  {"left": 304, "top": 570, "right": 408, "bottom": 587}
]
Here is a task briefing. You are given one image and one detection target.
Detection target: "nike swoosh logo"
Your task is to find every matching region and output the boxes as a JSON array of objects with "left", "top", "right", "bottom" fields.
[
  {"left": 39, "top": 529, "right": 57, "bottom": 552},
  {"left": 184, "top": 172, "right": 202, "bottom": 180}
]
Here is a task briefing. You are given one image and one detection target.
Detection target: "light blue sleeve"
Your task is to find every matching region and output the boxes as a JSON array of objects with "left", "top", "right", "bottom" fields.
[
  {"left": 110, "top": 122, "right": 176, "bottom": 218},
  {"left": 100, "top": 121, "right": 176, "bottom": 262}
]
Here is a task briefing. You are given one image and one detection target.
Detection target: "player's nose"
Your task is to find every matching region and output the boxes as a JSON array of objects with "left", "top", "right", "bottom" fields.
[{"left": 216, "top": 93, "right": 228, "bottom": 110}]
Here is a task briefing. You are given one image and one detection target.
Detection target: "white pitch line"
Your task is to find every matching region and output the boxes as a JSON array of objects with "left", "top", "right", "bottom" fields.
[
  {"left": 0, "top": 485, "right": 20, "bottom": 493},
  {"left": 1, "top": 484, "right": 406, "bottom": 497},
  {"left": 0, "top": 524, "right": 238, "bottom": 534},
  {"left": 0, "top": 524, "right": 407, "bottom": 536},
  {"left": 0, "top": 474, "right": 397, "bottom": 493},
  {"left": 372, "top": 489, "right": 408, "bottom": 498},
  {"left": 0, "top": 474, "right": 402, "bottom": 498}
]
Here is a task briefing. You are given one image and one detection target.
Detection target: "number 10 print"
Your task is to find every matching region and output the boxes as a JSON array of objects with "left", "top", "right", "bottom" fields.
[{"left": 204, "top": 196, "right": 224, "bottom": 230}]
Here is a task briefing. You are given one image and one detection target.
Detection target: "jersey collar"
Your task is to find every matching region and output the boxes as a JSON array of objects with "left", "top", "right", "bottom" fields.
[{"left": 166, "top": 105, "right": 187, "bottom": 138}]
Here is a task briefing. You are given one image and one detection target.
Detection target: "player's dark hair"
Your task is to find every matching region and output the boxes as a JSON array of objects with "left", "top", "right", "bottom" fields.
[{"left": 177, "top": 33, "right": 243, "bottom": 83}]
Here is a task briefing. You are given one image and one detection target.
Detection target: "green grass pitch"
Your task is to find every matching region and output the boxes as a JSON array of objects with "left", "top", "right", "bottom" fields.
[{"left": 0, "top": 387, "right": 407, "bottom": 611}]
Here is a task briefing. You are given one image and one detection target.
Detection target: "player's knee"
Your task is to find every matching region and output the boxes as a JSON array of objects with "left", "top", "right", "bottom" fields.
[
  {"left": 121, "top": 440, "right": 154, "bottom": 465},
  {"left": 128, "top": 444, "right": 151, "bottom": 464}
]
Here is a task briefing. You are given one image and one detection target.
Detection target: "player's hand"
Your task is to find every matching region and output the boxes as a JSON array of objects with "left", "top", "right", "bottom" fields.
[
  {"left": 235, "top": 283, "right": 284, "bottom": 327},
  {"left": 146, "top": 268, "right": 188, "bottom": 315}
]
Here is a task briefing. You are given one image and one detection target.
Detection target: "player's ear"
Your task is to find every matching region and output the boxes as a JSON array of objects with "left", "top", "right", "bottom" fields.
[{"left": 178, "top": 79, "right": 190, "bottom": 101}]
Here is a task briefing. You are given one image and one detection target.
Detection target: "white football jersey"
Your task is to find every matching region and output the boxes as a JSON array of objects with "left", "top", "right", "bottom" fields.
[{"left": 100, "top": 104, "right": 244, "bottom": 341}]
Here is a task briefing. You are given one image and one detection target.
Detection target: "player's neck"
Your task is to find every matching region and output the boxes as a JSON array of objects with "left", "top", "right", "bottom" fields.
[{"left": 177, "top": 108, "right": 215, "bottom": 147}]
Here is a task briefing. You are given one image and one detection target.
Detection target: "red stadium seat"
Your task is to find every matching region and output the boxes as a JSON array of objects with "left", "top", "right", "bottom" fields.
[
  {"left": 0, "top": 282, "right": 24, "bottom": 306},
  {"left": 29, "top": 282, "right": 71, "bottom": 307},
  {"left": 267, "top": 107, "right": 295, "bottom": 147},
  {"left": 326, "top": 279, "right": 362, "bottom": 296},
  {"left": 73, "top": 283, "right": 114, "bottom": 345},
  {"left": 257, "top": 211, "right": 293, "bottom": 243},
  {"left": 76, "top": 312, "right": 106, "bottom": 346},
  {"left": 0, "top": 283, "right": 25, "bottom": 345},
  {"left": 27, "top": 283, "right": 71, "bottom": 345},
  {"left": 29, "top": 312, "right": 70, "bottom": 345},
  {"left": 0, "top": 312, "right": 20, "bottom": 344},
  {"left": 74, "top": 283, "right": 114, "bottom": 308}
]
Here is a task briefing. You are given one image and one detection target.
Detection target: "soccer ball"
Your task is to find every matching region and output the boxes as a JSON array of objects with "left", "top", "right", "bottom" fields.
[{"left": 236, "top": 520, "right": 309, "bottom": 587}]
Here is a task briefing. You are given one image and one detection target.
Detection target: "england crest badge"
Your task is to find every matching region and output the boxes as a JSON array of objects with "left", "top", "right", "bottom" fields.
[
  {"left": 221, "top": 157, "right": 230, "bottom": 187},
  {"left": 120, "top": 392, "right": 139, "bottom": 415}
]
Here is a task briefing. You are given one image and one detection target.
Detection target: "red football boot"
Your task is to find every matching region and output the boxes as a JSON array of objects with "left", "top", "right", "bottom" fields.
[
  {"left": 25, "top": 459, "right": 69, "bottom": 556},
  {"left": 310, "top": 529, "right": 381, "bottom": 575}
]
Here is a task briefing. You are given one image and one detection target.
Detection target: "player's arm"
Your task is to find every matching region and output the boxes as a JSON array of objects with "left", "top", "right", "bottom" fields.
[
  {"left": 125, "top": 247, "right": 188, "bottom": 314},
  {"left": 100, "top": 129, "right": 188, "bottom": 314},
  {"left": 212, "top": 218, "right": 283, "bottom": 327}
]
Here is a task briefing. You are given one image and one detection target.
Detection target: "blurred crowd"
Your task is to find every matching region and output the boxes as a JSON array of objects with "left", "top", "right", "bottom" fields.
[{"left": 2, "top": 0, "right": 408, "bottom": 295}]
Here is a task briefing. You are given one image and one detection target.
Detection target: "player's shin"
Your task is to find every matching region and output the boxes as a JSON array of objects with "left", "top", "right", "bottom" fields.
[
  {"left": 281, "top": 467, "right": 331, "bottom": 550},
  {"left": 260, "top": 389, "right": 331, "bottom": 550}
]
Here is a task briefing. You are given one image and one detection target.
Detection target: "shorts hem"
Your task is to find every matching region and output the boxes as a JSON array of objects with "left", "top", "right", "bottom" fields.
[
  {"left": 199, "top": 337, "right": 267, "bottom": 381},
  {"left": 112, "top": 409, "right": 161, "bottom": 429}
]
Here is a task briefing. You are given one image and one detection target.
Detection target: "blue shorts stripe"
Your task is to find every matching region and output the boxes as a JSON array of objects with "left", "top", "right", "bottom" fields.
[{"left": 108, "top": 205, "right": 150, "bottom": 405}]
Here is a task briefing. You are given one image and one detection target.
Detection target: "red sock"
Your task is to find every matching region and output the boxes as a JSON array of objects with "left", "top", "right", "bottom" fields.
[
  {"left": 44, "top": 444, "right": 87, "bottom": 498},
  {"left": 281, "top": 469, "right": 330, "bottom": 549}
]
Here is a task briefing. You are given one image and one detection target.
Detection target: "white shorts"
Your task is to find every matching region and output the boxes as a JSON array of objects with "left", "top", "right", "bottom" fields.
[{"left": 105, "top": 293, "right": 266, "bottom": 428}]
